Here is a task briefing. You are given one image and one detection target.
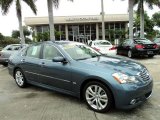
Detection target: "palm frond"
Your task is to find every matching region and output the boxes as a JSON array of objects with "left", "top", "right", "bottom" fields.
[
  {"left": 23, "top": 0, "right": 37, "bottom": 15},
  {"left": 1, "top": 0, "right": 13, "bottom": 15},
  {"left": 51, "top": 0, "right": 59, "bottom": 8}
]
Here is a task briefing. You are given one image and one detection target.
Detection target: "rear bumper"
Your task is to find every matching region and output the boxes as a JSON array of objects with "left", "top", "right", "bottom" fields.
[
  {"left": 133, "top": 49, "right": 159, "bottom": 56},
  {"left": 0, "top": 58, "right": 8, "bottom": 64}
]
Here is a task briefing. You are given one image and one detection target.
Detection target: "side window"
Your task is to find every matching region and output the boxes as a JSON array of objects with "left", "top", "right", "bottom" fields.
[
  {"left": 43, "top": 44, "right": 62, "bottom": 60},
  {"left": 26, "top": 44, "right": 41, "bottom": 58},
  {"left": 89, "top": 41, "right": 92, "bottom": 46},
  {"left": 7, "top": 46, "right": 13, "bottom": 50},
  {"left": 122, "top": 40, "right": 127, "bottom": 46}
]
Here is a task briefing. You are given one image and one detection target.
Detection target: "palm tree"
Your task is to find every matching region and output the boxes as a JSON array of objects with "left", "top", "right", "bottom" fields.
[
  {"left": 134, "top": 0, "right": 160, "bottom": 38},
  {"left": 47, "top": 0, "right": 73, "bottom": 41},
  {"left": 0, "top": 0, "right": 37, "bottom": 44},
  {"left": 129, "top": 0, "right": 134, "bottom": 39}
]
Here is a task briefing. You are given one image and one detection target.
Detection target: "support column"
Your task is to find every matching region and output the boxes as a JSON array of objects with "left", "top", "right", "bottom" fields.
[
  {"left": 96, "top": 23, "right": 99, "bottom": 40},
  {"left": 65, "top": 24, "right": 69, "bottom": 40}
]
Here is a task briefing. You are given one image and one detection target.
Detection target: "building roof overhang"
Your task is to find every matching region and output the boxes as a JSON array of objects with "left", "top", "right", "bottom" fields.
[{"left": 24, "top": 14, "right": 129, "bottom": 26}]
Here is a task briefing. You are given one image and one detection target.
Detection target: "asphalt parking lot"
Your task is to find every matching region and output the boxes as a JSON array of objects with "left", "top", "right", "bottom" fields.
[{"left": 0, "top": 55, "right": 160, "bottom": 120}]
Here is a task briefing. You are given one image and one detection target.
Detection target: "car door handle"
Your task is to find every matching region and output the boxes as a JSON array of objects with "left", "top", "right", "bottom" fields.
[
  {"left": 40, "top": 62, "right": 45, "bottom": 67},
  {"left": 21, "top": 59, "right": 25, "bottom": 63}
]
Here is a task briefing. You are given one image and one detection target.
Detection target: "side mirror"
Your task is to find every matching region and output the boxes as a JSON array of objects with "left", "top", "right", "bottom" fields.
[{"left": 52, "top": 56, "right": 67, "bottom": 63}]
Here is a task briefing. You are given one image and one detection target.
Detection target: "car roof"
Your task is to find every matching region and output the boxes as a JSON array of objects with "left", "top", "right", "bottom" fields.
[{"left": 92, "top": 40, "right": 110, "bottom": 42}]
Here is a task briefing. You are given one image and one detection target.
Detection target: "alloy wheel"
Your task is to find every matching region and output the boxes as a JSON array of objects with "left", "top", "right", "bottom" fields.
[
  {"left": 85, "top": 84, "right": 109, "bottom": 111},
  {"left": 14, "top": 69, "right": 27, "bottom": 88}
]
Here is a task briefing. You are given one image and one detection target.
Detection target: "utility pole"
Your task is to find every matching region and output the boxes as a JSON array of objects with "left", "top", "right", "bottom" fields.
[{"left": 101, "top": 0, "right": 105, "bottom": 40}]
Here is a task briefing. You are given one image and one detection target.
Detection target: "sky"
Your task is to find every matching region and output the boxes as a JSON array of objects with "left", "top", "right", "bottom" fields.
[{"left": 0, "top": 0, "right": 159, "bottom": 36}]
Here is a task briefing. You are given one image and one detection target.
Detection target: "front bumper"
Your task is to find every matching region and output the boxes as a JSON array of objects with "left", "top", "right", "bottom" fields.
[
  {"left": 0, "top": 58, "right": 9, "bottom": 64},
  {"left": 114, "top": 80, "right": 153, "bottom": 110}
]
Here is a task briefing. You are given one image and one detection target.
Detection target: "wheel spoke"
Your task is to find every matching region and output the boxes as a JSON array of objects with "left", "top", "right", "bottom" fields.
[
  {"left": 99, "top": 98, "right": 108, "bottom": 103},
  {"left": 97, "top": 87, "right": 102, "bottom": 94},
  {"left": 94, "top": 85, "right": 98, "bottom": 93},
  {"left": 86, "top": 88, "right": 95, "bottom": 96},
  {"left": 98, "top": 99, "right": 104, "bottom": 109}
]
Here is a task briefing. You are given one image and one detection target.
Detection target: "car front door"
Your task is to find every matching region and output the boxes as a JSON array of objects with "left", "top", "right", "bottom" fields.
[{"left": 38, "top": 44, "right": 72, "bottom": 91}]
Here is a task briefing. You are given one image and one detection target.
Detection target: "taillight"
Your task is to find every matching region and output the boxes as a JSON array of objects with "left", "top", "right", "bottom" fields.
[
  {"left": 93, "top": 47, "right": 100, "bottom": 51},
  {"left": 135, "top": 45, "right": 144, "bottom": 49},
  {"left": 109, "top": 46, "right": 117, "bottom": 50},
  {"left": 153, "top": 44, "right": 159, "bottom": 49}
]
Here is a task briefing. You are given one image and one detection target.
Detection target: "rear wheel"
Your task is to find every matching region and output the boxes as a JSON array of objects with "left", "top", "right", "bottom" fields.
[
  {"left": 148, "top": 55, "right": 154, "bottom": 58},
  {"left": 14, "top": 69, "right": 27, "bottom": 88},
  {"left": 83, "top": 81, "right": 113, "bottom": 112},
  {"left": 128, "top": 50, "right": 133, "bottom": 58}
]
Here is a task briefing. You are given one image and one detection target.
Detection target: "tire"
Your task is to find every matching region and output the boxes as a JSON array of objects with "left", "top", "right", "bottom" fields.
[
  {"left": 148, "top": 55, "right": 154, "bottom": 58},
  {"left": 2, "top": 63, "right": 8, "bottom": 67},
  {"left": 83, "top": 81, "right": 113, "bottom": 113},
  {"left": 128, "top": 50, "right": 133, "bottom": 58},
  {"left": 14, "top": 69, "right": 27, "bottom": 88}
]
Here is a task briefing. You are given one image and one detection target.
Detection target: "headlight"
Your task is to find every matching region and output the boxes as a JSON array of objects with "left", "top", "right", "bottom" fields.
[{"left": 112, "top": 72, "right": 138, "bottom": 84}]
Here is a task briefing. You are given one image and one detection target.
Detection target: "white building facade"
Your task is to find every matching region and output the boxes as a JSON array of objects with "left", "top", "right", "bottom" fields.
[{"left": 24, "top": 14, "right": 129, "bottom": 43}]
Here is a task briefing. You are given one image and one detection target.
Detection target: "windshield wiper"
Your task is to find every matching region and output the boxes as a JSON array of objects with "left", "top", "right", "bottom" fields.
[
  {"left": 76, "top": 57, "right": 91, "bottom": 60},
  {"left": 91, "top": 54, "right": 101, "bottom": 58}
]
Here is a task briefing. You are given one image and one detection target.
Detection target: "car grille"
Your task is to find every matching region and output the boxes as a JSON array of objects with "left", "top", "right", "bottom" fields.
[{"left": 138, "top": 68, "right": 151, "bottom": 82}]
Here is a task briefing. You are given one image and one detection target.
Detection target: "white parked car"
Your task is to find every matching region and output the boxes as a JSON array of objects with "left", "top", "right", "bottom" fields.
[{"left": 89, "top": 40, "right": 117, "bottom": 55}]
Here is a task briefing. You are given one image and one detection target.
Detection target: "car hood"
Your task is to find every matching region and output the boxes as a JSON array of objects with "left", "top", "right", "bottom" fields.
[{"left": 79, "top": 55, "right": 145, "bottom": 76}]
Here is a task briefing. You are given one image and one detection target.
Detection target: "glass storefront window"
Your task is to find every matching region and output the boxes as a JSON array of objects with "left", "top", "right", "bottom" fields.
[{"left": 37, "top": 26, "right": 42, "bottom": 33}]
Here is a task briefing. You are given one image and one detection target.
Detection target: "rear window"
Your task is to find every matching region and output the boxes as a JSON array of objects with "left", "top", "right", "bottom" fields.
[
  {"left": 94, "top": 41, "right": 111, "bottom": 45},
  {"left": 134, "top": 39, "right": 153, "bottom": 44}
]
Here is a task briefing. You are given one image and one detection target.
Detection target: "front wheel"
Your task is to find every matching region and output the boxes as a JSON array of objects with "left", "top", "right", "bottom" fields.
[
  {"left": 14, "top": 69, "right": 27, "bottom": 88},
  {"left": 83, "top": 81, "right": 113, "bottom": 112}
]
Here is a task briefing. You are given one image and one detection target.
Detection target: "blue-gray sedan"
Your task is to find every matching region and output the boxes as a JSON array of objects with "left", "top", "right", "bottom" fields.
[{"left": 8, "top": 41, "right": 153, "bottom": 112}]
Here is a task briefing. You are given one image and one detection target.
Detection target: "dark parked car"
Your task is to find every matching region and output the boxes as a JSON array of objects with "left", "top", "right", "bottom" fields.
[
  {"left": 8, "top": 41, "right": 153, "bottom": 112},
  {"left": 153, "top": 38, "right": 160, "bottom": 54},
  {"left": 117, "top": 38, "right": 159, "bottom": 58},
  {"left": 0, "top": 44, "right": 28, "bottom": 66}
]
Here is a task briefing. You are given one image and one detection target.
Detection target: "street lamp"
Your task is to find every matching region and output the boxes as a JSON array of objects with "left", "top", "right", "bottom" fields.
[{"left": 101, "top": 0, "right": 105, "bottom": 40}]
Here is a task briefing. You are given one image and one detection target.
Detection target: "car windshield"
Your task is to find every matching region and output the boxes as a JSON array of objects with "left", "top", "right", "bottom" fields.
[
  {"left": 94, "top": 41, "right": 111, "bottom": 46},
  {"left": 134, "top": 39, "right": 153, "bottom": 44},
  {"left": 60, "top": 43, "right": 101, "bottom": 60}
]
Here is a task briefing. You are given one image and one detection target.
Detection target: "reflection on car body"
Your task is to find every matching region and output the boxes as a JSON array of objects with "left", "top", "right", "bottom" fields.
[{"left": 8, "top": 41, "right": 153, "bottom": 112}]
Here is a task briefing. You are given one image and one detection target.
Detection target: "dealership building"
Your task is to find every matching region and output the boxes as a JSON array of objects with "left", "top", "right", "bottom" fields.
[{"left": 24, "top": 14, "right": 129, "bottom": 42}]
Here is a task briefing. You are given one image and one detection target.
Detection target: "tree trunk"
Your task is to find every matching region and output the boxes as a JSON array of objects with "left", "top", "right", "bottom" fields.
[
  {"left": 47, "top": 0, "right": 55, "bottom": 41},
  {"left": 129, "top": 0, "right": 134, "bottom": 40},
  {"left": 140, "top": 0, "right": 144, "bottom": 38},
  {"left": 17, "top": 0, "right": 25, "bottom": 44}
]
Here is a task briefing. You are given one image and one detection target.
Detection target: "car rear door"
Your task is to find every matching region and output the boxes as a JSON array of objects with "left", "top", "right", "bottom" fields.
[
  {"left": 20, "top": 44, "right": 42, "bottom": 83},
  {"left": 38, "top": 43, "right": 72, "bottom": 91}
]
